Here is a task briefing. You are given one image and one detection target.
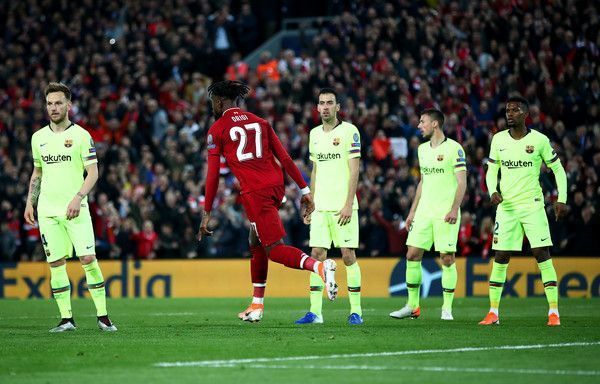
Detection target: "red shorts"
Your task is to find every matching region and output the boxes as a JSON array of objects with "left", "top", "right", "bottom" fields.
[{"left": 241, "top": 185, "right": 286, "bottom": 247}]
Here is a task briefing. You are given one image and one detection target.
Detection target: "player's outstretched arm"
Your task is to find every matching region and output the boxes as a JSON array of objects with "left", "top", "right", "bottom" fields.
[
  {"left": 66, "top": 163, "right": 98, "bottom": 220},
  {"left": 24, "top": 166, "right": 42, "bottom": 225}
]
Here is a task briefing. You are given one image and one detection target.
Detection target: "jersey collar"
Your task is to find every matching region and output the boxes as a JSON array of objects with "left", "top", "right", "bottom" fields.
[
  {"left": 48, "top": 122, "right": 74, "bottom": 133},
  {"left": 222, "top": 107, "right": 241, "bottom": 116},
  {"left": 508, "top": 127, "right": 531, "bottom": 140},
  {"left": 429, "top": 136, "right": 447, "bottom": 148},
  {"left": 322, "top": 119, "right": 342, "bottom": 133}
]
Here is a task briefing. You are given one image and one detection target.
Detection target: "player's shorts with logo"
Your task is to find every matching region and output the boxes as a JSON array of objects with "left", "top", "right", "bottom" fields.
[
  {"left": 39, "top": 210, "right": 96, "bottom": 263},
  {"left": 492, "top": 205, "right": 552, "bottom": 250},
  {"left": 309, "top": 210, "right": 359, "bottom": 249},
  {"left": 406, "top": 214, "right": 460, "bottom": 253},
  {"left": 241, "top": 185, "right": 287, "bottom": 247}
]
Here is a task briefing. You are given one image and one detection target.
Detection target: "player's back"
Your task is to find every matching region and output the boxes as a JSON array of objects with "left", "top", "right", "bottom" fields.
[{"left": 207, "top": 107, "right": 284, "bottom": 194}]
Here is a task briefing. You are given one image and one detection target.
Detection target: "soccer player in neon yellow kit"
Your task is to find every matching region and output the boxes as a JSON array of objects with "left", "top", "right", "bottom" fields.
[
  {"left": 24, "top": 82, "right": 116, "bottom": 332},
  {"left": 479, "top": 96, "right": 567, "bottom": 326},
  {"left": 390, "top": 109, "right": 467, "bottom": 321},
  {"left": 295, "top": 88, "right": 362, "bottom": 325}
]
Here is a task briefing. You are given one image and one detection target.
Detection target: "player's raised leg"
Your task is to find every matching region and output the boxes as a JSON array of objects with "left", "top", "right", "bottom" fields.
[
  {"left": 266, "top": 241, "right": 337, "bottom": 300},
  {"left": 390, "top": 246, "right": 424, "bottom": 319},
  {"left": 533, "top": 248, "right": 560, "bottom": 326}
]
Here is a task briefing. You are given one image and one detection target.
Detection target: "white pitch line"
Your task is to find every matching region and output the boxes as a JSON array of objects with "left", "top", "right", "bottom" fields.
[
  {"left": 155, "top": 341, "right": 600, "bottom": 368},
  {"left": 240, "top": 364, "right": 600, "bottom": 376}
]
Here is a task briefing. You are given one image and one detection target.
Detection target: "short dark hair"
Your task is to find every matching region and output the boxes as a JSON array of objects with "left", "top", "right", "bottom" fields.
[
  {"left": 421, "top": 108, "right": 445, "bottom": 128},
  {"left": 506, "top": 95, "right": 529, "bottom": 112},
  {"left": 318, "top": 87, "right": 338, "bottom": 103},
  {"left": 207, "top": 80, "right": 250, "bottom": 101},
  {"left": 45, "top": 82, "right": 71, "bottom": 100}
]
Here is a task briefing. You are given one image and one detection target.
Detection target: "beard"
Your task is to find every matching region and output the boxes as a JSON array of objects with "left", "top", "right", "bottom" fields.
[{"left": 49, "top": 111, "right": 67, "bottom": 124}]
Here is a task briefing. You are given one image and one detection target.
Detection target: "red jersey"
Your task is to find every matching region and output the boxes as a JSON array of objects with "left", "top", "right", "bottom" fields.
[{"left": 204, "top": 107, "right": 307, "bottom": 212}]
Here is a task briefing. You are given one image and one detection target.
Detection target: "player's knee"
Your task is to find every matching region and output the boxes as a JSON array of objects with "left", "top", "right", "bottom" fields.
[
  {"left": 406, "top": 247, "right": 423, "bottom": 261},
  {"left": 248, "top": 232, "right": 260, "bottom": 247},
  {"left": 440, "top": 253, "right": 455, "bottom": 266},
  {"left": 264, "top": 239, "right": 283, "bottom": 256},
  {"left": 49, "top": 258, "right": 66, "bottom": 268},
  {"left": 341, "top": 249, "right": 356, "bottom": 266},
  {"left": 533, "top": 248, "right": 551, "bottom": 263},
  {"left": 494, "top": 251, "right": 511, "bottom": 264},
  {"left": 311, "top": 248, "right": 327, "bottom": 261},
  {"left": 79, "top": 255, "right": 97, "bottom": 265}
]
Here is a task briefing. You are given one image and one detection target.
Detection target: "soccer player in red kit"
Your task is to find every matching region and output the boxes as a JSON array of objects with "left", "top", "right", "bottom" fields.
[{"left": 197, "top": 81, "right": 338, "bottom": 322}]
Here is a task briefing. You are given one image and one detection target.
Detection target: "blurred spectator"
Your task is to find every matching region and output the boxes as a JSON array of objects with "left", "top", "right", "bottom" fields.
[{"left": 132, "top": 220, "right": 159, "bottom": 259}]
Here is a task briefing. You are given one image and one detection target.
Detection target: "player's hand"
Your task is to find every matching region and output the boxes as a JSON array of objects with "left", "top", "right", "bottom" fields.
[
  {"left": 444, "top": 207, "right": 459, "bottom": 224},
  {"left": 405, "top": 212, "right": 415, "bottom": 231},
  {"left": 303, "top": 213, "right": 311, "bottom": 225},
  {"left": 300, "top": 193, "right": 315, "bottom": 220},
  {"left": 24, "top": 204, "right": 36, "bottom": 226},
  {"left": 335, "top": 204, "right": 352, "bottom": 226},
  {"left": 66, "top": 197, "right": 81, "bottom": 220},
  {"left": 554, "top": 202, "right": 568, "bottom": 221},
  {"left": 197, "top": 211, "right": 213, "bottom": 241},
  {"left": 490, "top": 192, "right": 503, "bottom": 206}
]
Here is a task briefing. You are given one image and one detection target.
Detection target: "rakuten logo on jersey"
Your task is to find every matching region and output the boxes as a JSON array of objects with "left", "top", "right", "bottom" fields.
[
  {"left": 42, "top": 154, "right": 72, "bottom": 164},
  {"left": 421, "top": 166, "right": 444, "bottom": 175},
  {"left": 500, "top": 159, "right": 533, "bottom": 169},
  {"left": 317, "top": 153, "right": 341, "bottom": 161}
]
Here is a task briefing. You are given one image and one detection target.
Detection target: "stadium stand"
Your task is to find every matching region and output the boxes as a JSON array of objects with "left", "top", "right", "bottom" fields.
[{"left": 0, "top": 0, "right": 598, "bottom": 260}]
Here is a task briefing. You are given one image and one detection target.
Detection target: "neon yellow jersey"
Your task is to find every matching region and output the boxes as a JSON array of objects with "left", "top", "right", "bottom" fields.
[
  {"left": 488, "top": 128, "right": 559, "bottom": 210},
  {"left": 31, "top": 124, "right": 97, "bottom": 217},
  {"left": 415, "top": 138, "right": 466, "bottom": 219},
  {"left": 309, "top": 121, "right": 361, "bottom": 211}
]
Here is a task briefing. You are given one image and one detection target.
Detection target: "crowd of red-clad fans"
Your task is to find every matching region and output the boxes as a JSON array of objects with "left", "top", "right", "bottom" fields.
[{"left": 1, "top": 0, "right": 599, "bottom": 261}]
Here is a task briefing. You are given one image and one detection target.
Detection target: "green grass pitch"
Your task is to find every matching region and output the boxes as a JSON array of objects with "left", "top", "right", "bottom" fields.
[{"left": 1, "top": 297, "right": 599, "bottom": 383}]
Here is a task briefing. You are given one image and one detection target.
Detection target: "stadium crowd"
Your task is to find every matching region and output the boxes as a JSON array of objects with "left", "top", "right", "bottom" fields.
[{"left": 1, "top": 0, "right": 599, "bottom": 261}]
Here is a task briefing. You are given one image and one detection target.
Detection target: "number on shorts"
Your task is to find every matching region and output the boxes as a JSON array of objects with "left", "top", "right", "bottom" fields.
[
  {"left": 494, "top": 222, "right": 499, "bottom": 235},
  {"left": 230, "top": 123, "right": 263, "bottom": 162},
  {"left": 41, "top": 234, "right": 48, "bottom": 247}
]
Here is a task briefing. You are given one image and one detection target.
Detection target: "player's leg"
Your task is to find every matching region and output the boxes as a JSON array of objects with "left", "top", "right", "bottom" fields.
[
  {"left": 296, "top": 210, "right": 330, "bottom": 323},
  {"left": 296, "top": 247, "right": 327, "bottom": 324},
  {"left": 67, "top": 213, "right": 116, "bottom": 331},
  {"left": 341, "top": 247, "right": 362, "bottom": 324},
  {"left": 40, "top": 216, "right": 75, "bottom": 332},
  {"left": 333, "top": 210, "right": 362, "bottom": 324},
  {"left": 239, "top": 227, "right": 268, "bottom": 322},
  {"left": 243, "top": 187, "right": 337, "bottom": 299},
  {"left": 390, "top": 215, "right": 432, "bottom": 319},
  {"left": 440, "top": 253, "right": 456, "bottom": 320},
  {"left": 524, "top": 208, "right": 559, "bottom": 325},
  {"left": 390, "top": 246, "right": 425, "bottom": 319},
  {"left": 480, "top": 208, "right": 522, "bottom": 325},
  {"left": 433, "top": 217, "right": 460, "bottom": 320},
  {"left": 265, "top": 239, "right": 337, "bottom": 300},
  {"left": 531, "top": 248, "right": 560, "bottom": 326}
]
